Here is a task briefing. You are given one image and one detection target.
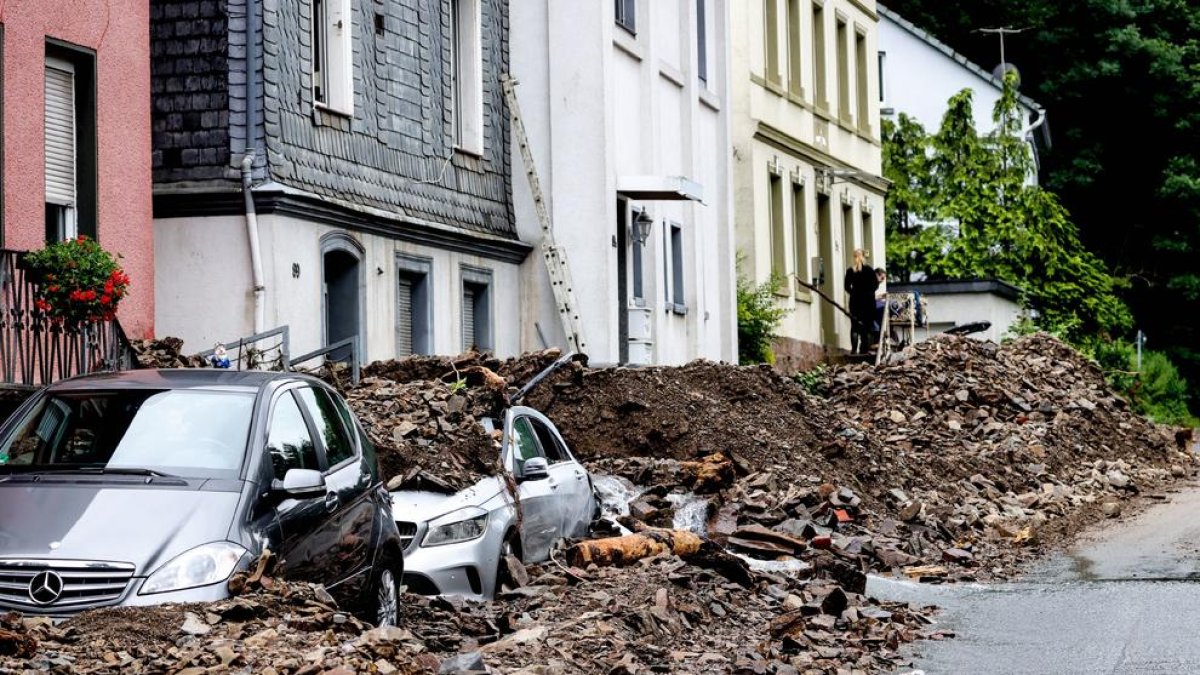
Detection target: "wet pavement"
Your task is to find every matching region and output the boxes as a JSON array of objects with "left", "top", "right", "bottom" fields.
[{"left": 869, "top": 483, "right": 1200, "bottom": 674}]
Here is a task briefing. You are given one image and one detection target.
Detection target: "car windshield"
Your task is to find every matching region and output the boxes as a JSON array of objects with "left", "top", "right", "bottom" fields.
[{"left": 0, "top": 389, "right": 255, "bottom": 479}]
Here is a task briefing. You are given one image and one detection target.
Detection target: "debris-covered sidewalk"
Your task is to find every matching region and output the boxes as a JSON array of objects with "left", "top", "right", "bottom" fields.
[{"left": 3, "top": 332, "right": 1188, "bottom": 674}]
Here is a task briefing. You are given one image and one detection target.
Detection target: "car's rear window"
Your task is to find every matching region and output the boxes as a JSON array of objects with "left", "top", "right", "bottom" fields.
[{"left": 0, "top": 389, "right": 255, "bottom": 479}]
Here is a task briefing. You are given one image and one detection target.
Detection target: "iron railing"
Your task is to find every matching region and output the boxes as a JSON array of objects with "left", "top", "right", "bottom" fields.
[
  {"left": 194, "top": 325, "right": 361, "bottom": 386},
  {"left": 195, "top": 326, "right": 292, "bottom": 372},
  {"left": 0, "top": 249, "right": 137, "bottom": 388}
]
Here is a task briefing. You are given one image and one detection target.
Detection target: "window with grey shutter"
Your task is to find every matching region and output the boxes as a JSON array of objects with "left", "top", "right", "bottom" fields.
[
  {"left": 461, "top": 265, "right": 493, "bottom": 352},
  {"left": 397, "top": 275, "right": 414, "bottom": 357},
  {"left": 462, "top": 285, "right": 477, "bottom": 350},
  {"left": 44, "top": 60, "right": 76, "bottom": 210},
  {"left": 396, "top": 255, "right": 432, "bottom": 357}
]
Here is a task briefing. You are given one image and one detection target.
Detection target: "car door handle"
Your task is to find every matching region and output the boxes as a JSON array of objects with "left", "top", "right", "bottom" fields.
[{"left": 325, "top": 493, "right": 340, "bottom": 511}]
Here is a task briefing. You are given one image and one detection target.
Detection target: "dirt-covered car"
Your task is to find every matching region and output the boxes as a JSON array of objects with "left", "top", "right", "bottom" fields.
[
  {"left": 0, "top": 370, "right": 404, "bottom": 624},
  {"left": 391, "top": 405, "right": 597, "bottom": 599}
]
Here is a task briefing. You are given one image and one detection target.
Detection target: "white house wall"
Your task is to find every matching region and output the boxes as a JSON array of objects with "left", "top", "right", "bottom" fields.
[
  {"left": 155, "top": 215, "right": 521, "bottom": 363},
  {"left": 512, "top": 0, "right": 737, "bottom": 366},
  {"left": 878, "top": 10, "right": 1036, "bottom": 139},
  {"left": 917, "top": 292, "right": 1025, "bottom": 344}
]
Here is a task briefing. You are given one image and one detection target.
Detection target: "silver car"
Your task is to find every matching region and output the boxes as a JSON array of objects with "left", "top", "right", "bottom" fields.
[{"left": 391, "top": 406, "right": 597, "bottom": 600}]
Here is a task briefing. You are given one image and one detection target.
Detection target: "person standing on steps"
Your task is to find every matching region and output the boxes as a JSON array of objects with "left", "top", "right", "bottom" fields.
[{"left": 843, "top": 249, "right": 878, "bottom": 355}]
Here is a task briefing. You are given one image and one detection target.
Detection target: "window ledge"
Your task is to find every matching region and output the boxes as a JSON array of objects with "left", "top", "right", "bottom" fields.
[
  {"left": 613, "top": 28, "right": 644, "bottom": 61},
  {"left": 666, "top": 303, "right": 689, "bottom": 316},
  {"left": 698, "top": 87, "right": 722, "bottom": 112},
  {"left": 314, "top": 101, "right": 353, "bottom": 119},
  {"left": 795, "top": 288, "right": 814, "bottom": 304},
  {"left": 454, "top": 145, "right": 484, "bottom": 160},
  {"left": 659, "top": 61, "right": 686, "bottom": 88}
]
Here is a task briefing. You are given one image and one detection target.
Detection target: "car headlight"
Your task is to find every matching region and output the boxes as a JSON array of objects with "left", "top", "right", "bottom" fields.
[
  {"left": 422, "top": 507, "right": 489, "bottom": 547},
  {"left": 140, "top": 542, "right": 247, "bottom": 595}
]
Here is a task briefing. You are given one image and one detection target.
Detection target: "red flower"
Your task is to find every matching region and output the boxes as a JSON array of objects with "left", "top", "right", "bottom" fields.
[
  {"left": 34, "top": 299, "right": 50, "bottom": 312},
  {"left": 48, "top": 285, "right": 60, "bottom": 293},
  {"left": 100, "top": 295, "right": 112, "bottom": 305},
  {"left": 83, "top": 290, "right": 97, "bottom": 301},
  {"left": 103, "top": 281, "right": 114, "bottom": 294}
]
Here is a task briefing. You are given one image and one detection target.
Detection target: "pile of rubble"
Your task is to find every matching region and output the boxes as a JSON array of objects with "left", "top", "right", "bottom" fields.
[
  {"left": 535, "top": 334, "right": 1194, "bottom": 580},
  {"left": 0, "top": 553, "right": 935, "bottom": 675},
  {"left": 128, "top": 337, "right": 209, "bottom": 369},
  {"left": 343, "top": 350, "right": 571, "bottom": 492}
]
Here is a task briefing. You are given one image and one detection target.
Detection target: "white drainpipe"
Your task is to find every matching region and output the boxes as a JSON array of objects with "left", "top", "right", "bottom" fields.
[{"left": 242, "top": 153, "right": 266, "bottom": 333}]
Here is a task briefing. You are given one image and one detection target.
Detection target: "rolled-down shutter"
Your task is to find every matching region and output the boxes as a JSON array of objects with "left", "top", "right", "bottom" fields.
[
  {"left": 44, "top": 61, "right": 76, "bottom": 207},
  {"left": 397, "top": 275, "right": 414, "bottom": 357},
  {"left": 462, "top": 286, "right": 476, "bottom": 351}
]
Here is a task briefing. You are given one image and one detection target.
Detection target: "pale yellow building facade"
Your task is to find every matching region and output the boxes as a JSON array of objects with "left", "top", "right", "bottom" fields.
[{"left": 731, "top": 0, "right": 887, "bottom": 368}]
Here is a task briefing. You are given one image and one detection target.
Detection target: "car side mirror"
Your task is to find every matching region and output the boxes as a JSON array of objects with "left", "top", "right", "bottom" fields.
[
  {"left": 275, "top": 468, "right": 326, "bottom": 498},
  {"left": 521, "top": 457, "right": 549, "bottom": 482}
]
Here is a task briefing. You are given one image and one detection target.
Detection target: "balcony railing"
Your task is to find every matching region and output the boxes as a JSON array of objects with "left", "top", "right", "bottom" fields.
[{"left": 0, "top": 249, "right": 137, "bottom": 388}]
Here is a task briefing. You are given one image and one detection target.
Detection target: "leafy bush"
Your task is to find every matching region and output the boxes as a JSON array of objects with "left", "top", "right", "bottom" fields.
[
  {"left": 794, "top": 364, "right": 829, "bottom": 397},
  {"left": 23, "top": 236, "right": 130, "bottom": 325},
  {"left": 737, "top": 274, "right": 788, "bottom": 365},
  {"left": 1089, "top": 338, "right": 1196, "bottom": 426}
]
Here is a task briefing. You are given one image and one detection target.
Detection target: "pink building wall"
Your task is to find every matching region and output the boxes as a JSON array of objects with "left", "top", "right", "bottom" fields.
[{"left": 1, "top": 0, "right": 154, "bottom": 338}]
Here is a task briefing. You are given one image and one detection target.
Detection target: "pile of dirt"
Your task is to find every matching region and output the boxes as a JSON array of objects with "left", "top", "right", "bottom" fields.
[
  {"left": 531, "top": 334, "right": 1194, "bottom": 580},
  {"left": 343, "top": 349, "right": 578, "bottom": 492}
]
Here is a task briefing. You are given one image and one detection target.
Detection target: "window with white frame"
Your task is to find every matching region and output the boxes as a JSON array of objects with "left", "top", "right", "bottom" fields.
[
  {"left": 45, "top": 57, "right": 77, "bottom": 242},
  {"left": 696, "top": 0, "right": 709, "bottom": 84},
  {"left": 663, "top": 223, "right": 686, "bottom": 313},
  {"left": 615, "top": 0, "right": 636, "bottom": 34},
  {"left": 311, "top": 0, "right": 353, "bottom": 115},
  {"left": 461, "top": 266, "right": 493, "bottom": 351},
  {"left": 452, "top": 0, "right": 483, "bottom": 154},
  {"left": 44, "top": 44, "right": 96, "bottom": 244}
]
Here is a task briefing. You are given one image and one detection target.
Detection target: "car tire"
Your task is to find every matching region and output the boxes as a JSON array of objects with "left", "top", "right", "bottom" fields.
[
  {"left": 365, "top": 557, "right": 402, "bottom": 627},
  {"left": 494, "top": 531, "right": 521, "bottom": 595}
]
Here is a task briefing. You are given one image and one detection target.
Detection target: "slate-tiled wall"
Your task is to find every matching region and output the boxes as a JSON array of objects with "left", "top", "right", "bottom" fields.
[
  {"left": 151, "top": 0, "right": 232, "bottom": 183},
  {"left": 151, "top": 0, "right": 514, "bottom": 240},
  {"left": 261, "top": 0, "right": 514, "bottom": 238}
]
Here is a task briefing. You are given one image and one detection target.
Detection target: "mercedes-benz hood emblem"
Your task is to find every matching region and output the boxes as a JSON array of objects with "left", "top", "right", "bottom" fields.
[{"left": 28, "top": 570, "right": 64, "bottom": 605}]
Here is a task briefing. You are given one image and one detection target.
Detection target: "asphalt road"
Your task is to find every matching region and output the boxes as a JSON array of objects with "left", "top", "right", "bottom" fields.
[{"left": 868, "top": 484, "right": 1200, "bottom": 675}]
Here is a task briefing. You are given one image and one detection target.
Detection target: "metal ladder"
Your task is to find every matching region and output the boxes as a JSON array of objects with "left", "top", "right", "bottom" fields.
[{"left": 500, "top": 74, "right": 587, "bottom": 355}]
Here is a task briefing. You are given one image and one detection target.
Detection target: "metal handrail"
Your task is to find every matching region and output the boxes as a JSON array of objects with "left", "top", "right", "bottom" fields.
[
  {"left": 195, "top": 325, "right": 291, "bottom": 372},
  {"left": 289, "top": 336, "right": 360, "bottom": 385}
]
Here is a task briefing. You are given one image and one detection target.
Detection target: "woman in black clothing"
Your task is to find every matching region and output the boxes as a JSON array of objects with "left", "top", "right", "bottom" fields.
[{"left": 844, "top": 249, "right": 878, "bottom": 355}]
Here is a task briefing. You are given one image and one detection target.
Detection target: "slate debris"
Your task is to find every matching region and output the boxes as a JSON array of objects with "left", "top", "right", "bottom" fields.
[{"left": 25, "top": 332, "right": 1186, "bottom": 673}]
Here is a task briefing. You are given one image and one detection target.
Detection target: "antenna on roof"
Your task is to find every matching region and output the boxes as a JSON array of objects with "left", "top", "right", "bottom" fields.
[{"left": 976, "top": 26, "right": 1031, "bottom": 87}]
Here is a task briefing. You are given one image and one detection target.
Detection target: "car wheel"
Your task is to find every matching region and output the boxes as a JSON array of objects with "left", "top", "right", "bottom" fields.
[
  {"left": 494, "top": 532, "right": 520, "bottom": 595},
  {"left": 369, "top": 562, "right": 401, "bottom": 627}
]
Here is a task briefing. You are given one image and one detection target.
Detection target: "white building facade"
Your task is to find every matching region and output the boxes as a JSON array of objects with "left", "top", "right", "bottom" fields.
[
  {"left": 509, "top": 0, "right": 737, "bottom": 365},
  {"left": 878, "top": 5, "right": 1047, "bottom": 175},
  {"left": 731, "top": 0, "right": 888, "bottom": 370},
  {"left": 152, "top": 0, "right": 528, "bottom": 364}
]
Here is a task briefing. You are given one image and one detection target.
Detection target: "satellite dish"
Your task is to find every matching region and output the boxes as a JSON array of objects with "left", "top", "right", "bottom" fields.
[{"left": 992, "top": 62, "right": 1021, "bottom": 88}]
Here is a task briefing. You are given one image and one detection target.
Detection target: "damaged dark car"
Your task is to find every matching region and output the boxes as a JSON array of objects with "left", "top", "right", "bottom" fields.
[{"left": 0, "top": 370, "right": 404, "bottom": 624}]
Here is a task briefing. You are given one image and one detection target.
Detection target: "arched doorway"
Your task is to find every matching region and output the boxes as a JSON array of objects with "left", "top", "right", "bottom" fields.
[{"left": 321, "top": 235, "right": 364, "bottom": 362}]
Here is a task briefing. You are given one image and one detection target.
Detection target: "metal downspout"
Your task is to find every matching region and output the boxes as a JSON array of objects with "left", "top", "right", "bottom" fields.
[{"left": 242, "top": 0, "right": 265, "bottom": 333}]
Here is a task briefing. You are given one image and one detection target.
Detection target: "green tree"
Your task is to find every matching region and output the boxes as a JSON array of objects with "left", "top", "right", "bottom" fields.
[
  {"left": 884, "top": 0, "right": 1200, "bottom": 407},
  {"left": 882, "top": 74, "right": 1133, "bottom": 343}
]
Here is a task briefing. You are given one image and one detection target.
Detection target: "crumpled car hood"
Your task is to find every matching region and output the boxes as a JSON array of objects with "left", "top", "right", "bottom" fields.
[{"left": 390, "top": 475, "right": 505, "bottom": 523}]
